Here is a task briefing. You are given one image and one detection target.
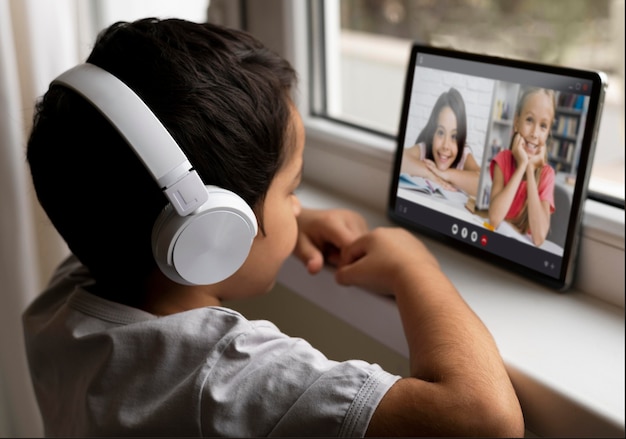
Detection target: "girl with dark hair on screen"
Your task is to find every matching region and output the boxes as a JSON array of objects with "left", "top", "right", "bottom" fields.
[{"left": 401, "top": 87, "right": 480, "bottom": 196}]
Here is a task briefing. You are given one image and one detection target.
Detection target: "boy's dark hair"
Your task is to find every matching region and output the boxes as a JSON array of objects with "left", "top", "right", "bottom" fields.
[
  {"left": 416, "top": 87, "right": 467, "bottom": 169},
  {"left": 27, "top": 18, "right": 297, "bottom": 302}
]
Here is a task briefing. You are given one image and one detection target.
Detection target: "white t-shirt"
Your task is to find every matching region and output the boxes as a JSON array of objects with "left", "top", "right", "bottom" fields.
[{"left": 23, "top": 255, "right": 400, "bottom": 437}]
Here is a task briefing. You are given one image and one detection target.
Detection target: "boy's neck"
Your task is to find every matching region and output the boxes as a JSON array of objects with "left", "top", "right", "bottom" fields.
[{"left": 140, "top": 270, "right": 222, "bottom": 315}]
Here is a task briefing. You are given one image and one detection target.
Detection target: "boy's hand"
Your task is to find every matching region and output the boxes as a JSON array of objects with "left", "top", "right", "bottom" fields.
[
  {"left": 294, "top": 208, "right": 368, "bottom": 274},
  {"left": 335, "top": 227, "right": 440, "bottom": 296}
]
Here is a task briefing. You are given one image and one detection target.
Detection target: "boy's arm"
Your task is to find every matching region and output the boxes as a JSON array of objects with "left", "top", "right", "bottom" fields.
[
  {"left": 335, "top": 228, "right": 524, "bottom": 437},
  {"left": 293, "top": 208, "right": 368, "bottom": 274}
]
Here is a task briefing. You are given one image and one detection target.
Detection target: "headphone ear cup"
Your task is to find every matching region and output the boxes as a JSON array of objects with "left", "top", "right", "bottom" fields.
[{"left": 152, "top": 186, "right": 258, "bottom": 285}]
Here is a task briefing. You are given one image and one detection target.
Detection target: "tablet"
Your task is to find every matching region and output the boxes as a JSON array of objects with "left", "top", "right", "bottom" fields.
[{"left": 388, "top": 44, "right": 607, "bottom": 291}]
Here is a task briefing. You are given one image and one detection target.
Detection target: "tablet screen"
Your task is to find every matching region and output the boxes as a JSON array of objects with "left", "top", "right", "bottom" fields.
[{"left": 388, "top": 44, "right": 607, "bottom": 290}]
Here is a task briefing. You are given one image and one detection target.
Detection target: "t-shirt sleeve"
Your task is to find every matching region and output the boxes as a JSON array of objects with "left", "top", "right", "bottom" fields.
[
  {"left": 490, "top": 149, "right": 512, "bottom": 180},
  {"left": 198, "top": 319, "right": 400, "bottom": 437}
]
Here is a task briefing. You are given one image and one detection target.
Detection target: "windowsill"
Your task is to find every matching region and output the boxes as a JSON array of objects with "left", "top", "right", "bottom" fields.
[{"left": 278, "top": 182, "right": 625, "bottom": 438}]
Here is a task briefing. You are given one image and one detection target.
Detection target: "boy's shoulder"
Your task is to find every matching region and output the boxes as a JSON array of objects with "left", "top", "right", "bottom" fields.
[{"left": 23, "top": 255, "right": 269, "bottom": 339}]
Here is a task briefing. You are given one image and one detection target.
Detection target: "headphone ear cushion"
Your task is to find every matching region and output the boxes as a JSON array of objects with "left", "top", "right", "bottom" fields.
[{"left": 152, "top": 186, "right": 258, "bottom": 285}]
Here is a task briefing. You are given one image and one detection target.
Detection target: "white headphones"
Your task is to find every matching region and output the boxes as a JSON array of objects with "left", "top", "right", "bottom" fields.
[{"left": 52, "top": 63, "right": 258, "bottom": 285}]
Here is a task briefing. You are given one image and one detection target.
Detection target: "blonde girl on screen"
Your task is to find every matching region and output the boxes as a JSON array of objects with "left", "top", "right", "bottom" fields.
[{"left": 488, "top": 87, "right": 557, "bottom": 247}]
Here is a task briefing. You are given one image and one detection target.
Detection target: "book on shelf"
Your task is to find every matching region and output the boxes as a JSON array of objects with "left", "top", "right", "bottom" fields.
[
  {"left": 555, "top": 114, "right": 579, "bottom": 138},
  {"left": 574, "top": 94, "right": 584, "bottom": 110},
  {"left": 549, "top": 139, "right": 575, "bottom": 164},
  {"left": 557, "top": 92, "right": 584, "bottom": 110}
]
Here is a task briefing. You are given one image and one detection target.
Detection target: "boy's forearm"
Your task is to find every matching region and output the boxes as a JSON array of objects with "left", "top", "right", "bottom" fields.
[
  {"left": 393, "top": 268, "right": 497, "bottom": 380},
  {"left": 393, "top": 267, "right": 521, "bottom": 432}
]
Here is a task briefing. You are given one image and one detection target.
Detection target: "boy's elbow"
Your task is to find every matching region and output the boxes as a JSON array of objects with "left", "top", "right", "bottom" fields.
[
  {"left": 505, "top": 412, "right": 526, "bottom": 438},
  {"left": 485, "top": 401, "right": 525, "bottom": 437},
  {"left": 468, "top": 393, "right": 525, "bottom": 437}
]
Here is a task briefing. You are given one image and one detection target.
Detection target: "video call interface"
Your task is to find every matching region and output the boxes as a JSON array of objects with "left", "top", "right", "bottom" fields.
[{"left": 392, "top": 50, "right": 597, "bottom": 281}]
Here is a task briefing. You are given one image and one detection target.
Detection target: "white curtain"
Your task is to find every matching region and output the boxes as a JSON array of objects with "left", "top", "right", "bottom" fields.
[{"left": 0, "top": 0, "right": 90, "bottom": 436}]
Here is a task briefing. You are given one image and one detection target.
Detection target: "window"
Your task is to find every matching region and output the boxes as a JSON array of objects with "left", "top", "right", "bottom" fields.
[
  {"left": 310, "top": 0, "right": 625, "bottom": 206},
  {"left": 88, "top": 0, "right": 209, "bottom": 46}
]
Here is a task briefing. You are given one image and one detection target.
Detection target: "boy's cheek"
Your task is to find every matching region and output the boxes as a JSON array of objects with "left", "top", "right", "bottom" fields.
[{"left": 292, "top": 195, "right": 301, "bottom": 217}]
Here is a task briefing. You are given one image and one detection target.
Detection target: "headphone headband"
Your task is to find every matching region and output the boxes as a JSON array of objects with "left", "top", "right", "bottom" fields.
[{"left": 52, "top": 63, "right": 208, "bottom": 217}]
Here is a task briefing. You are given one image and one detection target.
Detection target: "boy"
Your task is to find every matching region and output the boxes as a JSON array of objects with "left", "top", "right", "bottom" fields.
[{"left": 24, "top": 18, "right": 523, "bottom": 436}]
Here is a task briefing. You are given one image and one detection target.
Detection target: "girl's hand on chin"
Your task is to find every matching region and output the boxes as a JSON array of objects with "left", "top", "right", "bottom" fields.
[{"left": 511, "top": 133, "right": 529, "bottom": 168}]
